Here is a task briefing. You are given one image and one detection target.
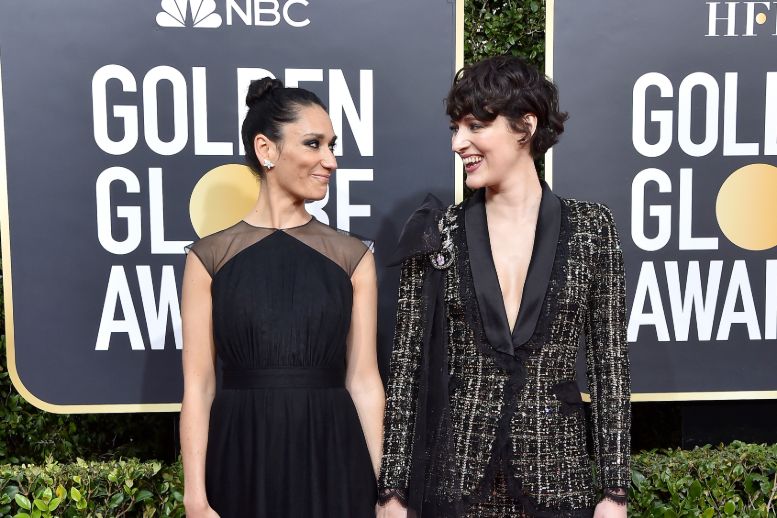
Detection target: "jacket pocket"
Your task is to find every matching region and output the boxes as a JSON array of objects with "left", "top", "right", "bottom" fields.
[{"left": 551, "top": 380, "right": 585, "bottom": 417}]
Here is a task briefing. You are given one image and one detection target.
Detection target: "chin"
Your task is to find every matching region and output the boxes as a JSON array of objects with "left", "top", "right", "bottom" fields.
[
  {"left": 305, "top": 187, "right": 328, "bottom": 202},
  {"left": 465, "top": 174, "right": 487, "bottom": 190}
]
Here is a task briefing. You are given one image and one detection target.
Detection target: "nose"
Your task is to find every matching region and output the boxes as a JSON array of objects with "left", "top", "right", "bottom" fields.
[
  {"left": 451, "top": 130, "right": 469, "bottom": 154},
  {"left": 322, "top": 147, "right": 337, "bottom": 170}
]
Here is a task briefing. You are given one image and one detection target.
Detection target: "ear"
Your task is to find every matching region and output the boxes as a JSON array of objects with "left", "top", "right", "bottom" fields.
[
  {"left": 523, "top": 113, "right": 538, "bottom": 139},
  {"left": 253, "top": 134, "right": 277, "bottom": 164}
]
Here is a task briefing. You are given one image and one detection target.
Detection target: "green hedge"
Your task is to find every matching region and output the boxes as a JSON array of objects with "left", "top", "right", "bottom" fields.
[
  {"left": 0, "top": 459, "right": 183, "bottom": 517},
  {"left": 0, "top": 442, "right": 774, "bottom": 516},
  {"left": 631, "top": 441, "right": 777, "bottom": 517},
  {"left": 464, "top": 0, "right": 546, "bottom": 67}
]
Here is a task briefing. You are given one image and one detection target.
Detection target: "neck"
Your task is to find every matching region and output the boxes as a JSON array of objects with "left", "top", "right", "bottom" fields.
[
  {"left": 484, "top": 160, "right": 543, "bottom": 217},
  {"left": 245, "top": 179, "right": 310, "bottom": 229}
]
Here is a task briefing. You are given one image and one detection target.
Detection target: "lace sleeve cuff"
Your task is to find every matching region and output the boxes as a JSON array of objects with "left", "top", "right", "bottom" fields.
[
  {"left": 603, "top": 487, "right": 628, "bottom": 506},
  {"left": 377, "top": 488, "right": 408, "bottom": 507}
]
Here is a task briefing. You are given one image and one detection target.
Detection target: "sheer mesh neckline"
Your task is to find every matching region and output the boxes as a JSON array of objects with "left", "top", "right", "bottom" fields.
[
  {"left": 188, "top": 217, "right": 371, "bottom": 279},
  {"left": 239, "top": 216, "right": 315, "bottom": 231}
]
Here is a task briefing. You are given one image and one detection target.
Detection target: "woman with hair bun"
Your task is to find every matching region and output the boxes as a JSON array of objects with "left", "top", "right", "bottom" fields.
[
  {"left": 180, "top": 78, "right": 383, "bottom": 517},
  {"left": 378, "top": 56, "right": 630, "bottom": 517}
]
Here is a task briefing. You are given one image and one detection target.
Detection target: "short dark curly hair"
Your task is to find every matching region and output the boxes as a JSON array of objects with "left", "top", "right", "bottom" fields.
[{"left": 445, "top": 55, "right": 568, "bottom": 158}]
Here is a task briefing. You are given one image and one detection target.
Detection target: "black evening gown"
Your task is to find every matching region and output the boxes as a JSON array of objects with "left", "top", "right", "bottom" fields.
[{"left": 187, "top": 218, "right": 377, "bottom": 517}]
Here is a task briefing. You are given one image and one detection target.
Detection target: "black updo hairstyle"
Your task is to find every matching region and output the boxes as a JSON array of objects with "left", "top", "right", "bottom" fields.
[
  {"left": 241, "top": 77, "right": 327, "bottom": 177},
  {"left": 445, "top": 55, "right": 568, "bottom": 158}
]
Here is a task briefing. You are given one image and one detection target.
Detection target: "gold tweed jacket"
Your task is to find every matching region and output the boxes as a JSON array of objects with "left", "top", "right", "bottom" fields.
[{"left": 378, "top": 184, "right": 631, "bottom": 517}]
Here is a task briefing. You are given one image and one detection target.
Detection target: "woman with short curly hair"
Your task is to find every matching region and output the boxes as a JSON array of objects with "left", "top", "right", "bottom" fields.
[{"left": 377, "top": 55, "right": 631, "bottom": 518}]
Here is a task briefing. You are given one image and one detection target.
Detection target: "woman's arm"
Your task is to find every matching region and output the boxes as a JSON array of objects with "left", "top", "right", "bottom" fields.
[
  {"left": 584, "top": 204, "right": 631, "bottom": 516},
  {"left": 346, "top": 251, "right": 385, "bottom": 477},
  {"left": 179, "top": 252, "right": 219, "bottom": 516},
  {"left": 377, "top": 256, "right": 427, "bottom": 514}
]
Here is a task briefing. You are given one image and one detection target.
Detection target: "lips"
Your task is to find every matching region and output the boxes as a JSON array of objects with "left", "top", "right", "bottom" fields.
[
  {"left": 311, "top": 173, "right": 331, "bottom": 183},
  {"left": 461, "top": 154, "right": 483, "bottom": 173}
]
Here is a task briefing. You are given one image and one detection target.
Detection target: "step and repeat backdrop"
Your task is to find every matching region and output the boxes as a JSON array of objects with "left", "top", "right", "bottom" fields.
[
  {"left": 550, "top": 0, "right": 777, "bottom": 399},
  {"left": 0, "top": 0, "right": 461, "bottom": 411}
]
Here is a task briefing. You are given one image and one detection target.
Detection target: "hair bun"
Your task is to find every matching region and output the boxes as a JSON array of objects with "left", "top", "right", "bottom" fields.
[{"left": 246, "top": 77, "right": 284, "bottom": 107}]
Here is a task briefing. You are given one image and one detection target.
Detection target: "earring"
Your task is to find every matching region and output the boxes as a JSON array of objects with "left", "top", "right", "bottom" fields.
[{"left": 262, "top": 159, "right": 275, "bottom": 170}]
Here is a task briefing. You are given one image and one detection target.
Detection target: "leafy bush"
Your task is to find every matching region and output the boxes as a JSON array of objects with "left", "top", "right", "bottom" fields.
[
  {"left": 0, "top": 442, "right": 774, "bottom": 516},
  {"left": 464, "top": 0, "right": 546, "bottom": 67},
  {"left": 631, "top": 441, "right": 777, "bottom": 517},
  {"left": 0, "top": 458, "right": 183, "bottom": 517}
]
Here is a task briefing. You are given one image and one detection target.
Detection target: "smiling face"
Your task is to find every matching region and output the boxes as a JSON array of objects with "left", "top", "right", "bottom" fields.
[
  {"left": 256, "top": 105, "right": 338, "bottom": 202},
  {"left": 451, "top": 114, "right": 533, "bottom": 190}
]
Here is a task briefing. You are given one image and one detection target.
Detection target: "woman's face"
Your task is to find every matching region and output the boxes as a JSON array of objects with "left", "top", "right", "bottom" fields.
[
  {"left": 450, "top": 114, "right": 530, "bottom": 190},
  {"left": 264, "top": 105, "right": 338, "bottom": 201}
]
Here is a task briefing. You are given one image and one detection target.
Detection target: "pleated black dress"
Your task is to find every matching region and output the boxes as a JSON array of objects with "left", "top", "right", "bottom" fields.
[{"left": 187, "top": 217, "right": 377, "bottom": 517}]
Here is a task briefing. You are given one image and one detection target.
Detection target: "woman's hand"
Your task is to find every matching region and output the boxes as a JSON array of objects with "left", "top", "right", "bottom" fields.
[
  {"left": 593, "top": 498, "right": 627, "bottom": 518},
  {"left": 184, "top": 500, "right": 220, "bottom": 518},
  {"left": 376, "top": 499, "right": 408, "bottom": 518}
]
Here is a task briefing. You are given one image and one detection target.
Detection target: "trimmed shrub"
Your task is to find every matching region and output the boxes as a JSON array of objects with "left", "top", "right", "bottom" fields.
[
  {"left": 0, "top": 459, "right": 183, "bottom": 517},
  {"left": 631, "top": 441, "right": 777, "bottom": 517},
  {"left": 0, "top": 442, "right": 774, "bottom": 516},
  {"left": 464, "top": 0, "right": 545, "bottom": 67}
]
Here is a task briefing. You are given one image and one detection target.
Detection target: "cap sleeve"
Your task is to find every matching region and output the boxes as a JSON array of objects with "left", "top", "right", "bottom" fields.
[
  {"left": 185, "top": 238, "right": 218, "bottom": 277},
  {"left": 338, "top": 232, "right": 373, "bottom": 277}
]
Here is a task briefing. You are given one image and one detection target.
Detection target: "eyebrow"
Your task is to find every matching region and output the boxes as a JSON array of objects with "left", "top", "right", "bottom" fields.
[
  {"left": 450, "top": 115, "right": 476, "bottom": 124},
  {"left": 302, "top": 132, "right": 337, "bottom": 142}
]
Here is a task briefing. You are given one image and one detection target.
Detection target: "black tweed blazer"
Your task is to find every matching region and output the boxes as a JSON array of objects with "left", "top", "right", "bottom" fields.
[{"left": 379, "top": 182, "right": 631, "bottom": 517}]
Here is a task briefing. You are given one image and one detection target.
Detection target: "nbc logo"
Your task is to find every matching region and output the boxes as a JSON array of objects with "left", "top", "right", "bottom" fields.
[
  {"left": 156, "top": 0, "right": 223, "bottom": 28},
  {"left": 156, "top": 0, "right": 310, "bottom": 28}
]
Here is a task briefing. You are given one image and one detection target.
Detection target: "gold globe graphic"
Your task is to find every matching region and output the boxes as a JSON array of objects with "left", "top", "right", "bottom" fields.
[
  {"left": 715, "top": 163, "right": 777, "bottom": 251},
  {"left": 189, "top": 164, "right": 259, "bottom": 238}
]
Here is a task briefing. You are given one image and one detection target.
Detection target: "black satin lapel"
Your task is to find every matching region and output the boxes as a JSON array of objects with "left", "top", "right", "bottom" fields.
[
  {"left": 465, "top": 189, "right": 515, "bottom": 356},
  {"left": 512, "top": 181, "right": 561, "bottom": 346}
]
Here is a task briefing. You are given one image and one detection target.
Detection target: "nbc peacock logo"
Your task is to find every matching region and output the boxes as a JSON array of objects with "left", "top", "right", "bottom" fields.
[{"left": 156, "top": 0, "right": 223, "bottom": 28}]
